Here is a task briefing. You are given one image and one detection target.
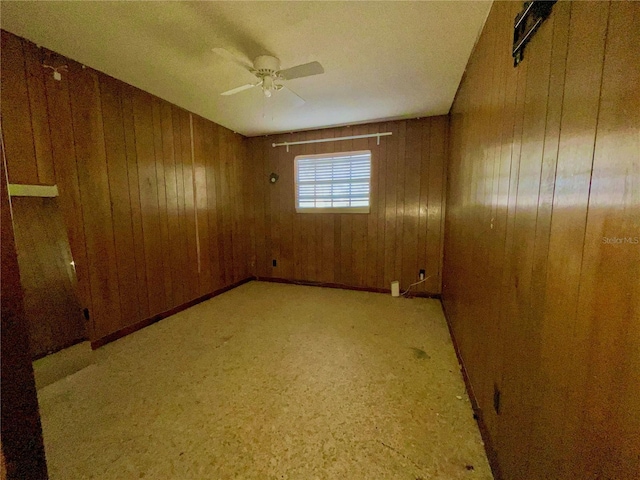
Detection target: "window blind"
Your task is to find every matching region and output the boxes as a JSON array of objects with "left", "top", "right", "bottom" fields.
[{"left": 295, "top": 150, "right": 371, "bottom": 213}]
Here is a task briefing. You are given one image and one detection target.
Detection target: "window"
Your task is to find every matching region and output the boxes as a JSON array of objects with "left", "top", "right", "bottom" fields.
[{"left": 295, "top": 150, "right": 371, "bottom": 213}]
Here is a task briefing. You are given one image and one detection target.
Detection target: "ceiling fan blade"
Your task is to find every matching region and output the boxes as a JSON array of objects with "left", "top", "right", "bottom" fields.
[
  {"left": 220, "top": 82, "right": 259, "bottom": 96},
  {"left": 212, "top": 47, "right": 254, "bottom": 72},
  {"left": 280, "top": 85, "right": 306, "bottom": 107},
  {"left": 278, "top": 61, "right": 324, "bottom": 80}
]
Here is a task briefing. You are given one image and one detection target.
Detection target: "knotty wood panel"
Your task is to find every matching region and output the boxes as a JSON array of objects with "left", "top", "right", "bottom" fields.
[
  {"left": 443, "top": 2, "right": 640, "bottom": 479},
  {"left": 246, "top": 117, "right": 448, "bottom": 294},
  {"left": 10, "top": 197, "right": 86, "bottom": 358},
  {"left": 1, "top": 31, "right": 251, "bottom": 344}
]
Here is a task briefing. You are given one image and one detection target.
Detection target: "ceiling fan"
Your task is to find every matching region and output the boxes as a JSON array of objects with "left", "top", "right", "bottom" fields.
[{"left": 213, "top": 47, "right": 324, "bottom": 102}]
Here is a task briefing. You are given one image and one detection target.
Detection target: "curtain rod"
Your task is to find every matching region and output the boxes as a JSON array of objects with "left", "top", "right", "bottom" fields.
[{"left": 272, "top": 132, "right": 392, "bottom": 152}]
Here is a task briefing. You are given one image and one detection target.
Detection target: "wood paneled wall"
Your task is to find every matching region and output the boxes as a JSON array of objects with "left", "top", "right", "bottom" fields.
[
  {"left": 245, "top": 118, "right": 447, "bottom": 294},
  {"left": 1, "top": 30, "right": 251, "bottom": 342},
  {"left": 443, "top": 2, "right": 640, "bottom": 479}
]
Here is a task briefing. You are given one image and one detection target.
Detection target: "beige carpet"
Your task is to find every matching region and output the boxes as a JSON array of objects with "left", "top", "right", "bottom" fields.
[{"left": 38, "top": 281, "right": 492, "bottom": 479}]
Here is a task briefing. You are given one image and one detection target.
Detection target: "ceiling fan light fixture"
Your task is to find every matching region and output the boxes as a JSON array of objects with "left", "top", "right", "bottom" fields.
[{"left": 263, "top": 75, "right": 274, "bottom": 94}]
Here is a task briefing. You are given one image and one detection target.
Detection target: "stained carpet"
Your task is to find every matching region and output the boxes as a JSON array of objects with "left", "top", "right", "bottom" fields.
[{"left": 38, "top": 281, "right": 492, "bottom": 479}]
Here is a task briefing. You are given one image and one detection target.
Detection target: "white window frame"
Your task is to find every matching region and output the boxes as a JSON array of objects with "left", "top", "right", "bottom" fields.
[{"left": 294, "top": 150, "right": 372, "bottom": 214}]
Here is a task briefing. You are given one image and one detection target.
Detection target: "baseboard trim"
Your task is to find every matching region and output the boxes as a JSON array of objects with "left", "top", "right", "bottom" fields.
[
  {"left": 91, "top": 277, "right": 254, "bottom": 350},
  {"left": 255, "top": 276, "right": 441, "bottom": 299},
  {"left": 91, "top": 276, "right": 439, "bottom": 350},
  {"left": 440, "top": 298, "right": 503, "bottom": 480}
]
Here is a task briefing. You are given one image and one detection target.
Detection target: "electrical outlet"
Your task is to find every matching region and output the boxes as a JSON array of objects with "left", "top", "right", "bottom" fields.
[
  {"left": 419, "top": 269, "right": 425, "bottom": 280},
  {"left": 272, "top": 259, "right": 277, "bottom": 267}
]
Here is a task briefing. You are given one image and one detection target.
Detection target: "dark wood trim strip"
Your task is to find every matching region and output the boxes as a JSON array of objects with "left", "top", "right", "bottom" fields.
[
  {"left": 90, "top": 276, "right": 254, "bottom": 349},
  {"left": 440, "top": 299, "right": 503, "bottom": 480},
  {"left": 255, "top": 276, "right": 441, "bottom": 299}
]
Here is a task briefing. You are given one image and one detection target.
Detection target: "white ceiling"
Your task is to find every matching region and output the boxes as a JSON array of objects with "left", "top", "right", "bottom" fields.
[{"left": 1, "top": 1, "right": 491, "bottom": 137}]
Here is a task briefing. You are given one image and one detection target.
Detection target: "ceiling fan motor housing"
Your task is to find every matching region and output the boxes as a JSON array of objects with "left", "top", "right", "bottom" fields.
[{"left": 254, "top": 55, "right": 281, "bottom": 78}]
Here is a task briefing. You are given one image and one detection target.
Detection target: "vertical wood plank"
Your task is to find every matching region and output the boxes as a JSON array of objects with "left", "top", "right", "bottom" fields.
[
  {"left": 416, "top": 118, "right": 431, "bottom": 293},
  {"left": 279, "top": 133, "right": 295, "bottom": 279},
  {"left": 170, "top": 105, "right": 189, "bottom": 302},
  {"left": 99, "top": 76, "right": 141, "bottom": 326},
  {"left": 401, "top": 120, "right": 422, "bottom": 289},
  {"left": 160, "top": 102, "right": 184, "bottom": 306},
  {"left": 250, "top": 138, "right": 266, "bottom": 278},
  {"left": 151, "top": 98, "right": 173, "bottom": 308},
  {"left": 534, "top": 3, "right": 609, "bottom": 476},
  {"left": 393, "top": 122, "right": 407, "bottom": 287},
  {"left": 206, "top": 122, "right": 223, "bottom": 289},
  {"left": 22, "top": 40, "right": 55, "bottom": 185},
  {"left": 42, "top": 53, "right": 92, "bottom": 319},
  {"left": 1, "top": 31, "right": 38, "bottom": 184},
  {"left": 132, "top": 90, "right": 166, "bottom": 314},
  {"left": 427, "top": 117, "right": 446, "bottom": 294},
  {"left": 229, "top": 131, "right": 241, "bottom": 283},
  {"left": 375, "top": 123, "right": 389, "bottom": 289},
  {"left": 68, "top": 65, "right": 122, "bottom": 338},
  {"left": 262, "top": 136, "right": 274, "bottom": 277},
  {"left": 192, "top": 116, "right": 212, "bottom": 294},
  {"left": 213, "top": 127, "right": 231, "bottom": 284},
  {"left": 121, "top": 85, "right": 150, "bottom": 320},
  {"left": 498, "top": 10, "right": 554, "bottom": 476},
  {"left": 383, "top": 122, "right": 400, "bottom": 287},
  {"left": 573, "top": 2, "right": 640, "bottom": 478}
]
